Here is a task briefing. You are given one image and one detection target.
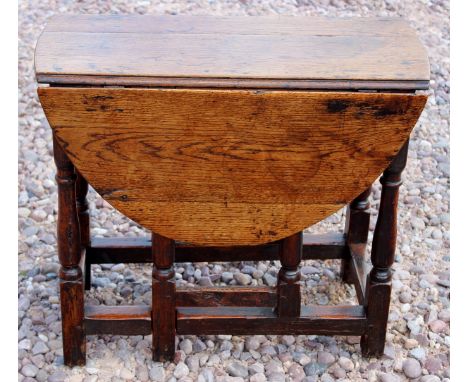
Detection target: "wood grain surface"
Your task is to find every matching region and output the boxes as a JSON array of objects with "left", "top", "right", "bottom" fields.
[
  {"left": 39, "top": 87, "right": 426, "bottom": 245},
  {"left": 34, "top": 15, "right": 429, "bottom": 89}
]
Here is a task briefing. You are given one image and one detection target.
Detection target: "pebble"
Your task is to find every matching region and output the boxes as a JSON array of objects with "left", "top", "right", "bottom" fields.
[
  {"left": 32, "top": 341, "right": 49, "bottom": 355},
  {"left": 410, "top": 347, "right": 426, "bottom": 361},
  {"left": 21, "top": 364, "right": 39, "bottom": 378},
  {"left": 119, "top": 367, "right": 134, "bottom": 379},
  {"left": 234, "top": 272, "right": 252, "bottom": 285},
  {"left": 304, "top": 362, "right": 327, "bottom": 376},
  {"left": 221, "top": 272, "right": 234, "bottom": 283},
  {"left": 317, "top": 351, "right": 335, "bottom": 365},
  {"left": 179, "top": 338, "right": 193, "bottom": 354},
  {"left": 262, "top": 272, "right": 277, "bottom": 286},
  {"left": 378, "top": 373, "right": 401, "bottom": 382},
  {"left": 402, "top": 358, "right": 422, "bottom": 379},
  {"left": 250, "top": 373, "right": 267, "bottom": 382},
  {"left": 429, "top": 320, "right": 447, "bottom": 333},
  {"left": 173, "top": 362, "right": 190, "bottom": 379},
  {"left": 227, "top": 362, "right": 248, "bottom": 378},
  {"left": 149, "top": 365, "right": 165, "bottom": 381},
  {"left": 338, "top": 356, "right": 354, "bottom": 372},
  {"left": 245, "top": 337, "right": 261, "bottom": 351}
]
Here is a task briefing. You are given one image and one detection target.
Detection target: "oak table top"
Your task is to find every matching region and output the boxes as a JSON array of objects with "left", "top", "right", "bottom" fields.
[
  {"left": 35, "top": 14, "right": 429, "bottom": 90},
  {"left": 35, "top": 15, "right": 429, "bottom": 245}
]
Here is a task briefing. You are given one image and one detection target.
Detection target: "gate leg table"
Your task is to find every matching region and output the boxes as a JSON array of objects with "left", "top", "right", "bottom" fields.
[{"left": 34, "top": 15, "right": 429, "bottom": 366}]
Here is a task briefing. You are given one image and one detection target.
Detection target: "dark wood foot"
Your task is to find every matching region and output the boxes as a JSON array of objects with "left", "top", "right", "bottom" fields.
[
  {"left": 361, "top": 140, "right": 409, "bottom": 356},
  {"left": 277, "top": 232, "right": 302, "bottom": 317},
  {"left": 54, "top": 135, "right": 86, "bottom": 366},
  {"left": 152, "top": 232, "right": 176, "bottom": 361},
  {"left": 341, "top": 188, "right": 371, "bottom": 283}
]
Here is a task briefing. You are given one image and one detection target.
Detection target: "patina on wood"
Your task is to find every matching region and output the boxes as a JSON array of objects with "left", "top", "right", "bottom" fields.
[
  {"left": 39, "top": 88, "right": 426, "bottom": 245},
  {"left": 35, "top": 15, "right": 429, "bottom": 89}
]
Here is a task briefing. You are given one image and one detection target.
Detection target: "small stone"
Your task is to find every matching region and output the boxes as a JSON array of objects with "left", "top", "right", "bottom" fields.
[
  {"left": 399, "top": 291, "right": 412, "bottom": 303},
  {"left": 241, "top": 265, "right": 256, "bottom": 275},
  {"left": 136, "top": 365, "right": 149, "bottom": 382},
  {"left": 378, "top": 372, "right": 401, "bottom": 382},
  {"left": 227, "top": 362, "right": 248, "bottom": 378},
  {"left": 48, "top": 370, "right": 67, "bottom": 382},
  {"left": 410, "top": 347, "right": 426, "bottom": 361},
  {"left": 281, "top": 335, "right": 295, "bottom": 346},
  {"left": 301, "top": 266, "right": 320, "bottom": 275},
  {"left": 419, "top": 376, "right": 441, "bottom": 382},
  {"left": 411, "top": 217, "right": 426, "bottom": 230},
  {"left": 234, "top": 272, "right": 252, "bottom": 285},
  {"left": 338, "top": 356, "right": 354, "bottom": 372},
  {"left": 198, "top": 276, "right": 214, "bottom": 286},
  {"left": 186, "top": 355, "right": 200, "bottom": 372},
  {"left": 41, "top": 262, "right": 60, "bottom": 275},
  {"left": 263, "top": 273, "right": 277, "bottom": 286},
  {"left": 404, "top": 338, "right": 419, "bottom": 349},
  {"left": 221, "top": 272, "right": 234, "bottom": 284},
  {"left": 403, "top": 358, "right": 422, "bottom": 379},
  {"left": 320, "top": 374, "right": 333, "bottom": 382},
  {"left": 21, "top": 364, "right": 38, "bottom": 378},
  {"left": 317, "top": 351, "right": 335, "bottom": 365},
  {"left": 193, "top": 339, "right": 207, "bottom": 352},
  {"left": 267, "top": 373, "right": 286, "bottom": 382},
  {"left": 288, "top": 363, "right": 305, "bottom": 380},
  {"left": 92, "top": 277, "right": 111, "bottom": 288},
  {"left": 19, "top": 338, "right": 32, "bottom": 350},
  {"left": 333, "top": 368, "right": 346, "bottom": 379},
  {"left": 432, "top": 229, "right": 443, "bottom": 239},
  {"left": 250, "top": 373, "right": 267, "bottom": 382},
  {"left": 249, "top": 363, "right": 264, "bottom": 375},
  {"left": 111, "top": 263, "right": 125, "bottom": 272},
  {"left": 245, "top": 337, "right": 261, "bottom": 351},
  {"left": 425, "top": 357, "right": 442, "bottom": 373},
  {"left": 383, "top": 344, "right": 396, "bottom": 360},
  {"left": 173, "top": 362, "right": 189, "bottom": 379},
  {"left": 32, "top": 341, "right": 49, "bottom": 355},
  {"left": 179, "top": 338, "right": 193, "bottom": 354},
  {"left": 429, "top": 320, "right": 447, "bottom": 333},
  {"left": 120, "top": 368, "right": 134, "bottom": 379},
  {"left": 304, "top": 362, "right": 327, "bottom": 376},
  {"left": 149, "top": 365, "right": 165, "bottom": 381},
  {"left": 18, "top": 296, "right": 30, "bottom": 311}
]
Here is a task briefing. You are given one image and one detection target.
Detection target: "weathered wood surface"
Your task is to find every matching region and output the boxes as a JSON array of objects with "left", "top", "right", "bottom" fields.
[
  {"left": 361, "top": 140, "right": 409, "bottom": 356},
  {"left": 35, "top": 15, "right": 429, "bottom": 89},
  {"left": 152, "top": 233, "right": 176, "bottom": 361},
  {"left": 39, "top": 88, "right": 426, "bottom": 245},
  {"left": 177, "top": 305, "right": 367, "bottom": 335},
  {"left": 84, "top": 305, "right": 151, "bottom": 335},
  {"left": 86, "top": 233, "right": 347, "bottom": 264},
  {"left": 53, "top": 135, "right": 86, "bottom": 366},
  {"left": 176, "top": 286, "right": 277, "bottom": 307}
]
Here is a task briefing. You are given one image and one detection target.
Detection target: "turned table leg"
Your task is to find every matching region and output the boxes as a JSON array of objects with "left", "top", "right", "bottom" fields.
[
  {"left": 75, "top": 170, "right": 91, "bottom": 290},
  {"left": 341, "top": 187, "right": 372, "bottom": 283},
  {"left": 277, "top": 232, "right": 303, "bottom": 317},
  {"left": 152, "top": 232, "right": 176, "bottom": 361},
  {"left": 361, "top": 140, "right": 409, "bottom": 356},
  {"left": 53, "top": 135, "right": 86, "bottom": 366}
]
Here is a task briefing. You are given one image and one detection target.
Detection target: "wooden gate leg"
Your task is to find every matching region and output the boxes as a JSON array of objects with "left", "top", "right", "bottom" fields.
[
  {"left": 341, "top": 187, "right": 372, "bottom": 283},
  {"left": 75, "top": 171, "right": 91, "bottom": 290},
  {"left": 152, "top": 232, "right": 176, "bottom": 361},
  {"left": 361, "top": 140, "right": 409, "bottom": 356},
  {"left": 53, "top": 135, "right": 86, "bottom": 366},
  {"left": 277, "top": 232, "right": 303, "bottom": 317}
]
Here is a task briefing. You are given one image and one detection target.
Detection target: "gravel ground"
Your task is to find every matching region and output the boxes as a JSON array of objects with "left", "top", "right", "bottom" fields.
[{"left": 18, "top": 1, "right": 449, "bottom": 381}]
